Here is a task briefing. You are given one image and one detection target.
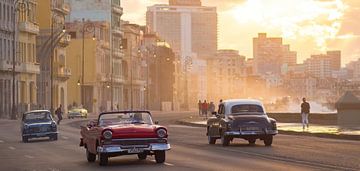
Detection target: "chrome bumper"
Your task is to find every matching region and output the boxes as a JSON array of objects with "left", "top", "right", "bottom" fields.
[
  {"left": 97, "top": 143, "right": 171, "bottom": 153},
  {"left": 23, "top": 131, "right": 58, "bottom": 137},
  {"left": 224, "top": 129, "right": 277, "bottom": 136}
]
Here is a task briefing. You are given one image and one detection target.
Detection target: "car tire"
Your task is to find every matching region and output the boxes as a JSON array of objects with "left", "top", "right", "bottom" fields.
[
  {"left": 137, "top": 153, "right": 147, "bottom": 160},
  {"left": 221, "top": 134, "right": 230, "bottom": 146},
  {"left": 51, "top": 134, "right": 58, "bottom": 141},
  {"left": 248, "top": 139, "right": 256, "bottom": 145},
  {"left": 154, "top": 150, "right": 166, "bottom": 163},
  {"left": 22, "top": 136, "right": 28, "bottom": 143},
  {"left": 264, "top": 136, "right": 273, "bottom": 146},
  {"left": 86, "top": 148, "right": 96, "bottom": 162},
  {"left": 208, "top": 135, "right": 216, "bottom": 144},
  {"left": 99, "top": 153, "right": 108, "bottom": 166}
]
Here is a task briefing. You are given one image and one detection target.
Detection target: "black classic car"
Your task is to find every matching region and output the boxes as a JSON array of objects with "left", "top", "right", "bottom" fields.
[
  {"left": 21, "top": 110, "right": 58, "bottom": 142},
  {"left": 207, "top": 99, "right": 277, "bottom": 146}
]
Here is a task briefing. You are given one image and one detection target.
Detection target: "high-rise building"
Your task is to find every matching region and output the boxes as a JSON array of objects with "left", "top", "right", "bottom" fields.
[
  {"left": 146, "top": 0, "right": 217, "bottom": 59},
  {"left": 36, "top": 0, "right": 71, "bottom": 113},
  {"left": 305, "top": 51, "right": 341, "bottom": 79},
  {"left": 67, "top": 0, "right": 124, "bottom": 110},
  {"left": 253, "top": 33, "right": 297, "bottom": 76},
  {"left": 0, "top": 0, "right": 40, "bottom": 118},
  {"left": 207, "top": 50, "right": 246, "bottom": 101}
]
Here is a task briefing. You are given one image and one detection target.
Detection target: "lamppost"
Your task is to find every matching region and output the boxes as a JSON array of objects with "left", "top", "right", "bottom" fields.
[
  {"left": 80, "top": 18, "right": 96, "bottom": 109},
  {"left": 184, "top": 56, "right": 192, "bottom": 110},
  {"left": 11, "top": 0, "right": 29, "bottom": 120},
  {"left": 50, "top": 11, "right": 66, "bottom": 115}
]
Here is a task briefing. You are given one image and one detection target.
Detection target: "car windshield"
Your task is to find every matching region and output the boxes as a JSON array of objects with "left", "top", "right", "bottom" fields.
[
  {"left": 23, "top": 112, "right": 52, "bottom": 123},
  {"left": 98, "top": 112, "right": 153, "bottom": 126},
  {"left": 231, "top": 104, "right": 264, "bottom": 114}
]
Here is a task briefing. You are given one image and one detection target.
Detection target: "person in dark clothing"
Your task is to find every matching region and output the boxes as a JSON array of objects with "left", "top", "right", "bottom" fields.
[
  {"left": 55, "top": 104, "right": 63, "bottom": 125},
  {"left": 300, "top": 98, "right": 310, "bottom": 130}
]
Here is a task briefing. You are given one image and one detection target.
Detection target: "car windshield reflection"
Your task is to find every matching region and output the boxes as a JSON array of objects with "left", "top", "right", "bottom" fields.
[
  {"left": 23, "top": 112, "right": 52, "bottom": 123},
  {"left": 99, "top": 112, "right": 153, "bottom": 126}
]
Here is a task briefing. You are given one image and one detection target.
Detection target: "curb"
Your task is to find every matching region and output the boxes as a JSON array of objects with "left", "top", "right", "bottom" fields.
[{"left": 176, "top": 120, "right": 360, "bottom": 141}]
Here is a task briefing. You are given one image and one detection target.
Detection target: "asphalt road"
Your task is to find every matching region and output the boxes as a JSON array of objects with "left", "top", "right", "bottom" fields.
[{"left": 0, "top": 111, "right": 359, "bottom": 171}]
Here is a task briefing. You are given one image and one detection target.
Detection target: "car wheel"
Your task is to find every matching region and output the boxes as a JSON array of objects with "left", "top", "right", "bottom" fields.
[
  {"left": 137, "top": 153, "right": 147, "bottom": 160},
  {"left": 248, "top": 139, "right": 256, "bottom": 145},
  {"left": 86, "top": 148, "right": 96, "bottom": 162},
  {"left": 264, "top": 136, "right": 273, "bottom": 146},
  {"left": 22, "top": 136, "right": 28, "bottom": 143},
  {"left": 50, "top": 134, "right": 58, "bottom": 141},
  {"left": 99, "top": 153, "right": 108, "bottom": 166},
  {"left": 154, "top": 150, "right": 165, "bottom": 163},
  {"left": 208, "top": 135, "right": 216, "bottom": 144},
  {"left": 221, "top": 134, "right": 230, "bottom": 146}
]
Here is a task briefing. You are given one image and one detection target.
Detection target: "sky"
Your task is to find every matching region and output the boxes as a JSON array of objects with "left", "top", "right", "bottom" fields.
[{"left": 121, "top": 0, "right": 360, "bottom": 66}]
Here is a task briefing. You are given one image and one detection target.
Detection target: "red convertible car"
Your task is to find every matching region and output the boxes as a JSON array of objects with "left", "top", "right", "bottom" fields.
[{"left": 79, "top": 111, "right": 171, "bottom": 166}]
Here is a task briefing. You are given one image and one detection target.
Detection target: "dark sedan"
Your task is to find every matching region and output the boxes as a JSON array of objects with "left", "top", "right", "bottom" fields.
[
  {"left": 207, "top": 99, "right": 277, "bottom": 146},
  {"left": 21, "top": 110, "right": 58, "bottom": 142}
]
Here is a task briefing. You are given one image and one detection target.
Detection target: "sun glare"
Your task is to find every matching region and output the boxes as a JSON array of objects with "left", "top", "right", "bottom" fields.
[{"left": 231, "top": 0, "right": 347, "bottom": 52}]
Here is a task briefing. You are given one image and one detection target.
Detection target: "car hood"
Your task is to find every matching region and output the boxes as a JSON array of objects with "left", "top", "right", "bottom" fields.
[{"left": 104, "top": 124, "right": 159, "bottom": 138}]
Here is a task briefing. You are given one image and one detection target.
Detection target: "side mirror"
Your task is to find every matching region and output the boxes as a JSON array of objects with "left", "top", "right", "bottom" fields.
[{"left": 154, "top": 121, "right": 159, "bottom": 125}]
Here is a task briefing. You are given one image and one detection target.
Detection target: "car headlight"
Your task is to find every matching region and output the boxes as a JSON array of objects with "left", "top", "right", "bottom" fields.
[
  {"left": 103, "top": 130, "right": 112, "bottom": 139},
  {"left": 51, "top": 122, "right": 57, "bottom": 127},
  {"left": 270, "top": 121, "right": 277, "bottom": 130},
  {"left": 156, "top": 128, "right": 167, "bottom": 138}
]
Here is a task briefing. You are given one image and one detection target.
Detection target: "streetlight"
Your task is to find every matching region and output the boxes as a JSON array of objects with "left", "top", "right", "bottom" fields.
[
  {"left": 50, "top": 12, "right": 66, "bottom": 115},
  {"left": 11, "top": 0, "right": 29, "bottom": 120},
  {"left": 80, "top": 18, "right": 96, "bottom": 109}
]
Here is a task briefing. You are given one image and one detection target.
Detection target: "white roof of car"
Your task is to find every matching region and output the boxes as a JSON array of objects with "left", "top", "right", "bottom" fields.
[{"left": 223, "top": 99, "right": 263, "bottom": 106}]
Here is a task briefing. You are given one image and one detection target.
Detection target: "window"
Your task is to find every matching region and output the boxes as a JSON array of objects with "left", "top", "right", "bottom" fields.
[{"left": 231, "top": 104, "right": 264, "bottom": 114}]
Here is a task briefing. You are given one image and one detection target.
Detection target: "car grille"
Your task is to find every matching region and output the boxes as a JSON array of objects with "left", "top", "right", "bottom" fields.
[
  {"left": 106, "top": 138, "right": 167, "bottom": 148},
  {"left": 29, "top": 126, "right": 51, "bottom": 133}
]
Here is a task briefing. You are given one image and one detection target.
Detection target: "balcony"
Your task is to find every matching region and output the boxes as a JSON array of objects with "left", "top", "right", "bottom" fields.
[
  {"left": 59, "top": 34, "right": 71, "bottom": 47},
  {"left": 112, "top": 26, "right": 123, "bottom": 36},
  {"left": 112, "top": 5, "right": 123, "bottom": 15},
  {"left": 19, "top": 63, "right": 40, "bottom": 74},
  {"left": 113, "top": 49, "right": 124, "bottom": 59},
  {"left": 18, "top": 21, "right": 39, "bottom": 35},
  {"left": 55, "top": 67, "right": 71, "bottom": 81},
  {"left": 0, "top": 60, "right": 12, "bottom": 72},
  {"left": 53, "top": 3, "right": 70, "bottom": 15}
]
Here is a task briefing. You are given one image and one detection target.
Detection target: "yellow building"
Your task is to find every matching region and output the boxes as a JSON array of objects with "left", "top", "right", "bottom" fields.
[
  {"left": 36, "top": 0, "right": 71, "bottom": 113},
  {"left": 0, "top": 0, "right": 40, "bottom": 118},
  {"left": 66, "top": 21, "right": 112, "bottom": 113}
]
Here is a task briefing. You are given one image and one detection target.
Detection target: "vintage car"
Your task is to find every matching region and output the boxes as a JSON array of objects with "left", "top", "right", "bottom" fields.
[
  {"left": 207, "top": 99, "right": 277, "bottom": 146},
  {"left": 21, "top": 110, "right": 58, "bottom": 142},
  {"left": 67, "top": 108, "right": 88, "bottom": 119},
  {"left": 80, "top": 111, "right": 170, "bottom": 166}
]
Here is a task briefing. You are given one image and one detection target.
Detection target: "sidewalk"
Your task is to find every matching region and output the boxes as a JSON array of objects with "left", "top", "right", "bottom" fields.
[{"left": 177, "top": 117, "right": 360, "bottom": 141}]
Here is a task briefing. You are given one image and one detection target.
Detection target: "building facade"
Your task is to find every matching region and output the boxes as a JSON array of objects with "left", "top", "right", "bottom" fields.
[
  {"left": 253, "top": 33, "right": 297, "bottom": 76},
  {"left": 304, "top": 51, "right": 341, "bottom": 79},
  {"left": 67, "top": 0, "right": 124, "bottom": 110},
  {"left": 207, "top": 49, "right": 246, "bottom": 101},
  {"left": 36, "top": 0, "right": 71, "bottom": 113},
  {"left": 0, "top": 0, "right": 39, "bottom": 118}
]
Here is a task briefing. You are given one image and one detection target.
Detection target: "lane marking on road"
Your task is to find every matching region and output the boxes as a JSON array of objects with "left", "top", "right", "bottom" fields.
[
  {"left": 0, "top": 140, "right": 4, "bottom": 143},
  {"left": 8, "top": 146, "right": 16, "bottom": 150},
  {"left": 24, "top": 155, "right": 34, "bottom": 159},
  {"left": 62, "top": 136, "right": 69, "bottom": 140},
  {"left": 169, "top": 125, "right": 201, "bottom": 129}
]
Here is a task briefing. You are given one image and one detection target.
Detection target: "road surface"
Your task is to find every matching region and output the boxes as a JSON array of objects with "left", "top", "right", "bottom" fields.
[{"left": 0, "top": 112, "right": 359, "bottom": 171}]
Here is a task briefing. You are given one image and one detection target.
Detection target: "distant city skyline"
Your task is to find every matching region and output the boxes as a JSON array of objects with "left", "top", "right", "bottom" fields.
[{"left": 122, "top": 0, "right": 360, "bottom": 66}]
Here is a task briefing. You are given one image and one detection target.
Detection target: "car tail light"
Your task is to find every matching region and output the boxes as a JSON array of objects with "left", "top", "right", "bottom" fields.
[
  {"left": 156, "top": 128, "right": 167, "bottom": 138},
  {"left": 103, "top": 130, "right": 112, "bottom": 139}
]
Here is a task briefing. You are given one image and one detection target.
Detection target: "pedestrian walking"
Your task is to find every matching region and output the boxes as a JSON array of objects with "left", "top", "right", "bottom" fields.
[
  {"left": 301, "top": 98, "right": 310, "bottom": 130},
  {"left": 202, "top": 100, "right": 209, "bottom": 116},
  {"left": 198, "top": 100, "right": 202, "bottom": 116},
  {"left": 55, "top": 104, "right": 63, "bottom": 125},
  {"left": 218, "top": 99, "right": 223, "bottom": 112},
  {"left": 209, "top": 102, "right": 215, "bottom": 114}
]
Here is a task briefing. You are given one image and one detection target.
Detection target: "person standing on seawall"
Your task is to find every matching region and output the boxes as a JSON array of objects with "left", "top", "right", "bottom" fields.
[{"left": 301, "top": 98, "right": 310, "bottom": 131}]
